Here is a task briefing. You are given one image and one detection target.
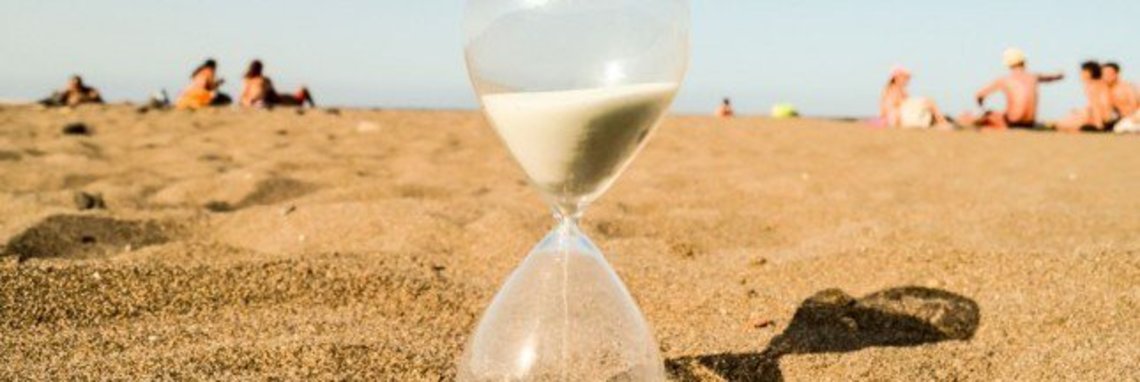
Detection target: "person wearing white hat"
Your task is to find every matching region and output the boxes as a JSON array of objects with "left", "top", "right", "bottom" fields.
[{"left": 957, "top": 48, "right": 1065, "bottom": 129}]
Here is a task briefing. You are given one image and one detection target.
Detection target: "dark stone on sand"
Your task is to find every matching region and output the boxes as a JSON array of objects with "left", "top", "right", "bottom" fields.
[
  {"left": 197, "top": 153, "right": 227, "bottom": 162},
  {"left": 73, "top": 192, "right": 107, "bottom": 210},
  {"left": 135, "top": 106, "right": 150, "bottom": 114},
  {"left": 204, "top": 201, "right": 235, "bottom": 213},
  {"left": 324, "top": 108, "right": 341, "bottom": 116},
  {"left": 295, "top": 109, "right": 306, "bottom": 116},
  {"left": 62, "top": 122, "right": 91, "bottom": 136},
  {"left": 0, "top": 150, "right": 21, "bottom": 161},
  {"left": 1, "top": 215, "right": 169, "bottom": 262}
]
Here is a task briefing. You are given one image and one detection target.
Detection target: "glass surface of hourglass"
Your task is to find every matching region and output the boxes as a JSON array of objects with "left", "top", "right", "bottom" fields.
[{"left": 458, "top": 0, "right": 688, "bottom": 381}]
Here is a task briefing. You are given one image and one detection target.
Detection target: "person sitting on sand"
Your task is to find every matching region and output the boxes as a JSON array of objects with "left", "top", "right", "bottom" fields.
[
  {"left": 1103, "top": 62, "right": 1140, "bottom": 133},
  {"left": 715, "top": 98, "right": 734, "bottom": 118},
  {"left": 879, "top": 66, "right": 949, "bottom": 128},
  {"left": 958, "top": 48, "right": 1064, "bottom": 130},
  {"left": 239, "top": 60, "right": 316, "bottom": 108},
  {"left": 176, "top": 59, "right": 231, "bottom": 109},
  {"left": 1054, "top": 61, "right": 1117, "bottom": 133},
  {"left": 40, "top": 75, "right": 103, "bottom": 107}
]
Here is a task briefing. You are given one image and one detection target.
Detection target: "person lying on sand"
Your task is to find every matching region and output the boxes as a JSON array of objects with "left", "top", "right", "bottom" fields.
[
  {"left": 239, "top": 60, "right": 316, "bottom": 108},
  {"left": 715, "top": 98, "right": 734, "bottom": 118},
  {"left": 176, "top": 59, "right": 231, "bottom": 110},
  {"left": 879, "top": 66, "right": 950, "bottom": 129},
  {"left": 40, "top": 75, "right": 103, "bottom": 107},
  {"left": 957, "top": 48, "right": 1064, "bottom": 130},
  {"left": 1103, "top": 62, "right": 1140, "bottom": 133},
  {"left": 1054, "top": 61, "right": 1117, "bottom": 133}
]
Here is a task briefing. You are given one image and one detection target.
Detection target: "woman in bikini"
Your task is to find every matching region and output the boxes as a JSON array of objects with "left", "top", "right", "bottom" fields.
[{"left": 239, "top": 60, "right": 315, "bottom": 108}]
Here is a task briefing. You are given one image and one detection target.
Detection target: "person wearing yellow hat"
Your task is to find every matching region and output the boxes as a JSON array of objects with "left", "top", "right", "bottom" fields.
[{"left": 957, "top": 48, "right": 1065, "bottom": 129}]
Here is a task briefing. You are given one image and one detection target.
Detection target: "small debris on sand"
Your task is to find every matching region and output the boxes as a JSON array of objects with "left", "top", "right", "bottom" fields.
[
  {"left": 62, "top": 122, "right": 91, "bottom": 136},
  {"left": 73, "top": 191, "right": 107, "bottom": 210}
]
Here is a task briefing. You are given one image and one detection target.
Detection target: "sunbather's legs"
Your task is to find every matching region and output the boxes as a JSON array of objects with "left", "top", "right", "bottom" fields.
[
  {"left": 924, "top": 99, "right": 949, "bottom": 125},
  {"left": 957, "top": 111, "right": 1007, "bottom": 129},
  {"left": 1054, "top": 109, "right": 1093, "bottom": 133}
]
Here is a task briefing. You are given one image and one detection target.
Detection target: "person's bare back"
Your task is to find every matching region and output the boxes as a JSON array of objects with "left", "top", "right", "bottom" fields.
[
  {"left": 989, "top": 70, "right": 1042, "bottom": 124},
  {"left": 959, "top": 49, "right": 1062, "bottom": 129}
]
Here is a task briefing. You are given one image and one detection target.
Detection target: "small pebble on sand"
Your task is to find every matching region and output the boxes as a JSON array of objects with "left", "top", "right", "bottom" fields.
[{"left": 62, "top": 122, "right": 91, "bottom": 136}]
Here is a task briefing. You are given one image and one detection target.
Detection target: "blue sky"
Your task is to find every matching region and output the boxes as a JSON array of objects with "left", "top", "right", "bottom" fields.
[{"left": 2, "top": 1, "right": 1137, "bottom": 118}]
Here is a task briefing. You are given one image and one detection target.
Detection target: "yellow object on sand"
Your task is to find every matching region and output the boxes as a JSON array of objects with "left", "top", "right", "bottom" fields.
[
  {"left": 770, "top": 103, "right": 799, "bottom": 119},
  {"left": 176, "top": 89, "right": 213, "bottom": 110}
]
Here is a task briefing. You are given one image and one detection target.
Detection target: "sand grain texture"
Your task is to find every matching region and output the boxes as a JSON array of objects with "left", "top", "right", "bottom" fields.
[{"left": 1, "top": 105, "right": 1138, "bottom": 381}]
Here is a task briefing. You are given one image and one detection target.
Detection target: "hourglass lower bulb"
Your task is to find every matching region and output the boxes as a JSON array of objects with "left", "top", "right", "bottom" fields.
[{"left": 457, "top": 219, "right": 665, "bottom": 381}]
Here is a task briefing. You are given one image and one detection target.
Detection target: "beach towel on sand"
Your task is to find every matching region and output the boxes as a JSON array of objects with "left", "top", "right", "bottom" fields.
[
  {"left": 899, "top": 97, "right": 933, "bottom": 128},
  {"left": 1115, "top": 111, "right": 1140, "bottom": 134}
]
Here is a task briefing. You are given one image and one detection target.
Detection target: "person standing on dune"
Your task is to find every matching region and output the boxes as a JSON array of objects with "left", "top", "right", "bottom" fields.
[
  {"left": 958, "top": 48, "right": 1064, "bottom": 129},
  {"left": 1103, "top": 62, "right": 1140, "bottom": 133}
]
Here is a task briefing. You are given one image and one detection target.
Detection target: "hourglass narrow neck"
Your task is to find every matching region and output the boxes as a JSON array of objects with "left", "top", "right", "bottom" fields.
[
  {"left": 536, "top": 209, "right": 604, "bottom": 262},
  {"left": 554, "top": 214, "right": 580, "bottom": 238},
  {"left": 553, "top": 203, "right": 586, "bottom": 223}
]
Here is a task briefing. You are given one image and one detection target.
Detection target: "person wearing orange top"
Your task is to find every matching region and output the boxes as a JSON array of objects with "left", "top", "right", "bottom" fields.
[{"left": 176, "top": 59, "right": 231, "bottom": 109}]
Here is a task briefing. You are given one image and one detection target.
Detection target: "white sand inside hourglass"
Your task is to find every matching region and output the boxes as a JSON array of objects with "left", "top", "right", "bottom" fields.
[{"left": 481, "top": 82, "right": 678, "bottom": 199}]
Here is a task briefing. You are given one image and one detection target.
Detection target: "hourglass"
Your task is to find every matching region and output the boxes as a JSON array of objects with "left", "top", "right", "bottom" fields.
[{"left": 458, "top": 0, "right": 689, "bottom": 380}]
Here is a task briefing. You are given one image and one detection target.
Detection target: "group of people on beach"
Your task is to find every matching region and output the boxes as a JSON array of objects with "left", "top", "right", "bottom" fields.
[
  {"left": 176, "top": 59, "right": 316, "bottom": 110},
  {"left": 41, "top": 58, "right": 316, "bottom": 110},
  {"left": 880, "top": 48, "right": 1139, "bottom": 134}
]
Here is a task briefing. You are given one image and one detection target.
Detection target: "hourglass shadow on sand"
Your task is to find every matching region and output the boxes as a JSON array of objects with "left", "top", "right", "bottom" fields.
[{"left": 666, "top": 287, "right": 981, "bottom": 382}]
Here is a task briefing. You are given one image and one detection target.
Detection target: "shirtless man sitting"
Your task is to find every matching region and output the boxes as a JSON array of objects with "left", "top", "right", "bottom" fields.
[
  {"left": 1055, "top": 61, "right": 1116, "bottom": 133},
  {"left": 957, "top": 48, "right": 1064, "bottom": 130},
  {"left": 1103, "top": 62, "right": 1140, "bottom": 133},
  {"left": 715, "top": 98, "right": 734, "bottom": 118}
]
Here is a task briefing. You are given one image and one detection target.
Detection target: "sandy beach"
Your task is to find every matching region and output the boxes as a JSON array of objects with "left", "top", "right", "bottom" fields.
[{"left": 1, "top": 105, "right": 1138, "bottom": 380}]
